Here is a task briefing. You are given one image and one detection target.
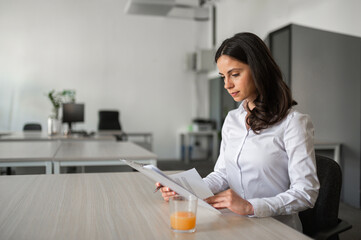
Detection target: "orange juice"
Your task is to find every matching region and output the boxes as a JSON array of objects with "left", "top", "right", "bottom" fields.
[{"left": 170, "top": 211, "right": 196, "bottom": 230}]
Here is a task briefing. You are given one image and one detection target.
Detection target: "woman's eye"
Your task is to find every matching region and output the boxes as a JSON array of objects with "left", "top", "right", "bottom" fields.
[{"left": 232, "top": 73, "right": 240, "bottom": 77}]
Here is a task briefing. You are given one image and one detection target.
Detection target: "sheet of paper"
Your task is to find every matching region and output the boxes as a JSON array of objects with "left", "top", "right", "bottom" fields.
[
  {"left": 122, "top": 159, "right": 220, "bottom": 214},
  {"left": 168, "top": 168, "right": 214, "bottom": 199}
]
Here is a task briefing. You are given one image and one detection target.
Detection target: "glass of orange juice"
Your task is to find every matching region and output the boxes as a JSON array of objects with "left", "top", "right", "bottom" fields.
[{"left": 169, "top": 195, "right": 198, "bottom": 233}]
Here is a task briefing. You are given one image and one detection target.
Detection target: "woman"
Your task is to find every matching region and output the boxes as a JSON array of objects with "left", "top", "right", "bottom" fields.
[{"left": 158, "top": 32, "right": 319, "bottom": 231}]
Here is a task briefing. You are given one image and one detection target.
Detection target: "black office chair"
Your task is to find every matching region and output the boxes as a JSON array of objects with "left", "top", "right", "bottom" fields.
[
  {"left": 23, "top": 123, "right": 42, "bottom": 131},
  {"left": 98, "top": 110, "right": 127, "bottom": 141},
  {"left": 299, "top": 155, "right": 352, "bottom": 240}
]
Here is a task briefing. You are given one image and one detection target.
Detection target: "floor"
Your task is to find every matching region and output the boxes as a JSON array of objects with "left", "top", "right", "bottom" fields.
[{"left": 338, "top": 202, "right": 361, "bottom": 240}]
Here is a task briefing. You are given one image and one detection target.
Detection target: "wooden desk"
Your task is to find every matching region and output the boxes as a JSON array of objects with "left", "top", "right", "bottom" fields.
[
  {"left": 0, "top": 141, "right": 60, "bottom": 174},
  {"left": 53, "top": 141, "right": 158, "bottom": 174},
  {"left": 0, "top": 172, "right": 311, "bottom": 240},
  {"left": 0, "top": 132, "right": 116, "bottom": 142}
]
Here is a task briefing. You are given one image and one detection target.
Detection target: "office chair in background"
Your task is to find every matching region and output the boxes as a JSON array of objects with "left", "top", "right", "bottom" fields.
[
  {"left": 23, "top": 123, "right": 42, "bottom": 131},
  {"left": 98, "top": 110, "right": 127, "bottom": 141},
  {"left": 299, "top": 155, "right": 352, "bottom": 240}
]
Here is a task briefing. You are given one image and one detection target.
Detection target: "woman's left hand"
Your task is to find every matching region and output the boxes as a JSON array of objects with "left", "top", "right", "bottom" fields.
[{"left": 204, "top": 189, "right": 254, "bottom": 215}]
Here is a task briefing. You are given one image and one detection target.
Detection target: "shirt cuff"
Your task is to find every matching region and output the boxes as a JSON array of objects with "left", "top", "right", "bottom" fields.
[{"left": 247, "top": 198, "right": 273, "bottom": 217}]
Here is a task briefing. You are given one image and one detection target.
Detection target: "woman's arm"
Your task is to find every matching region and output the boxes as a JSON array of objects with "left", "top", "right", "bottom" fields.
[
  {"left": 206, "top": 113, "right": 319, "bottom": 217},
  {"left": 247, "top": 113, "right": 320, "bottom": 217}
]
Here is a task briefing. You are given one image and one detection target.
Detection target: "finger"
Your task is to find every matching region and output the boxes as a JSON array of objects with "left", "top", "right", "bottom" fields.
[
  {"left": 206, "top": 196, "right": 230, "bottom": 208},
  {"left": 160, "top": 186, "right": 174, "bottom": 193},
  {"left": 213, "top": 189, "right": 231, "bottom": 197},
  {"left": 160, "top": 187, "right": 170, "bottom": 193},
  {"left": 204, "top": 190, "right": 231, "bottom": 202},
  {"left": 156, "top": 182, "right": 163, "bottom": 187},
  {"left": 163, "top": 192, "right": 178, "bottom": 202},
  {"left": 162, "top": 191, "right": 176, "bottom": 198},
  {"left": 205, "top": 195, "right": 227, "bottom": 204},
  {"left": 205, "top": 195, "right": 221, "bottom": 203},
  {"left": 162, "top": 192, "right": 172, "bottom": 197},
  {"left": 210, "top": 202, "right": 228, "bottom": 209}
]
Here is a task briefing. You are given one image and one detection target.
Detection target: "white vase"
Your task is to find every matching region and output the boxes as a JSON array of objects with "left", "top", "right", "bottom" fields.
[{"left": 48, "top": 117, "right": 61, "bottom": 135}]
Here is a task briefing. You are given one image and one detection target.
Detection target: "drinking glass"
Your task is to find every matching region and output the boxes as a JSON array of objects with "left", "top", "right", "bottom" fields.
[{"left": 169, "top": 195, "right": 198, "bottom": 233}]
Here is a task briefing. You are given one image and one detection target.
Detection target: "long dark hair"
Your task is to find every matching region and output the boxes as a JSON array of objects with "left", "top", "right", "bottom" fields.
[{"left": 215, "top": 32, "right": 297, "bottom": 133}]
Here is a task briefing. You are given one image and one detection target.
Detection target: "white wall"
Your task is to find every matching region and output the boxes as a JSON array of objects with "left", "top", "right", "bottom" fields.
[
  {"left": 216, "top": 0, "right": 361, "bottom": 42},
  {"left": 0, "top": 0, "right": 209, "bottom": 159},
  {"left": 1, "top": 0, "right": 360, "bottom": 160}
]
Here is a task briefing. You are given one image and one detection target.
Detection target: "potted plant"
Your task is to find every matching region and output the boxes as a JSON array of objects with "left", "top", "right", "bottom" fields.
[{"left": 47, "top": 89, "right": 76, "bottom": 135}]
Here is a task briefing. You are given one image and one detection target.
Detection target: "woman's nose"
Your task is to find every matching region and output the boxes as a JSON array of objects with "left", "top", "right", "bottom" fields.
[{"left": 224, "top": 77, "right": 234, "bottom": 89}]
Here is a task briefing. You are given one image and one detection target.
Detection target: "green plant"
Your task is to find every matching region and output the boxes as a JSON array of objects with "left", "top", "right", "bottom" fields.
[{"left": 47, "top": 89, "right": 76, "bottom": 119}]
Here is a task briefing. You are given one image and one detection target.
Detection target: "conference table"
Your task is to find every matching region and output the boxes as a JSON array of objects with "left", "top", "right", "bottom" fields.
[
  {"left": 0, "top": 141, "right": 157, "bottom": 174},
  {"left": 53, "top": 141, "right": 157, "bottom": 174},
  {"left": 0, "top": 131, "right": 116, "bottom": 141},
  {"left": 0, "top": 141, "right": 60, "bottom": 174},
  {"left": 0, "top": 172, "right": 311, "bottom": 240}
]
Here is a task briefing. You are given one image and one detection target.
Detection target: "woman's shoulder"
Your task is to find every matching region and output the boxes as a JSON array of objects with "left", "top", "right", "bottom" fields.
[
  {"left": 284, "top": 109, "right": 313, "bottom": 130},
  {"left": 228, "top": 103, "right": 245, "bottom": 116},
  {"left": 228, "top": 107, "right": 242, "bottom": 116},
  {"left": 286, "top": 109, "right": 311, "bottom": 120},
  {"left": 223, "top": 105, "right": 244, "bottom": 123}
]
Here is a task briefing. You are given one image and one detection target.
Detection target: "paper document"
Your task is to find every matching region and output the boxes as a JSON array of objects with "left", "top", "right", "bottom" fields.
[
  {"left": 122, "top": 159, "right": 220, "bottom": 213},
  {"left": 168, "top": 168, "right": 214, "bottom": 200}
]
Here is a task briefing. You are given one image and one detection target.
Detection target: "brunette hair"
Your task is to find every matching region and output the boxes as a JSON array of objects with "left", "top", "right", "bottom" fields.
[{"left": 215, "top": 32, "right": 296, "bottom": 133}]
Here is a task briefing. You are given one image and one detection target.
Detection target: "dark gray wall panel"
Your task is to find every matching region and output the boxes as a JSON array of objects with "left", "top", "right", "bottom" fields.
[
  {"left": 271, "top": 28, "right": 291, "bottom": 86},
  {"left": 291, "top": 25, "right": 361, "bottom": 207}
]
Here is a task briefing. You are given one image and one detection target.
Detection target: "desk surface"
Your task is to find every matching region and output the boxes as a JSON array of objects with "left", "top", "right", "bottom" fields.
[
  {"left": 54, "top": 141, "right": 157, "bottom": 161},
  {"left": 0, "top": 172, "right": 310, "bottom": 240},
  {"left": 0, "top": 132, "right": 116, "bottom": 141},
  {"left": 0, "top": 141, "right": 61, "bottom": 162},
  {"left": 180, "top": 130, "right": 218, "bottom": 136},
  {"left": 97, "top": 130, "right": 152, "bottom": 136}
]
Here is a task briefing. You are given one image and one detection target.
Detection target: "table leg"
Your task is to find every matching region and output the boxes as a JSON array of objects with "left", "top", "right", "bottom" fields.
[
  {"left": 45, "top": 162, "right": 52, "bottom": 174},
  {"left": 150, "top": 159, "right": 157, "bottom": 167},
  {"left": 54, "top": 162, "right": 60, "bottom": 174},
  {"left": 184, "top": 134, "right": 190, "bottom": 164},
  {"left": 180, "top": 134, "right": 185, "bottom": 162}
]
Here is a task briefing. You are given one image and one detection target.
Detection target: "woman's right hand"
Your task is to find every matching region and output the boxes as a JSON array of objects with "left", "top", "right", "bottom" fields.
[{"left": 155, "top": 182, "right": 177, "bottom": 202}]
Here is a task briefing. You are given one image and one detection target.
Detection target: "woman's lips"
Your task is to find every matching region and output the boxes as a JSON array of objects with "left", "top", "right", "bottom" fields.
[{"left": 230, "top": 91, "right": 240, "bottom": 97}]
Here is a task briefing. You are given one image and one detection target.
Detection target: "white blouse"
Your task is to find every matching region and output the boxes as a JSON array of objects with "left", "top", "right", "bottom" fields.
[{"left": 203, "top": 103, "right": 320, "bottom": 230}]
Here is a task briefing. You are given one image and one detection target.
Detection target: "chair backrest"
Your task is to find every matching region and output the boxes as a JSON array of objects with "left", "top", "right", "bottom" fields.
[
  {"left": 98, "top": 110, "right": 122, "bottom": 130},
  {"left": 23, "top": 123, "right": 42, "bottom": 131},
  {"left": 299, "top": 155, "right": 342, "bottom": 236}
]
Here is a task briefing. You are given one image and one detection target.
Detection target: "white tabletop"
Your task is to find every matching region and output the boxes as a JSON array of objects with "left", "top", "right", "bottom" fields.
[
  {"left": 0, "top": 132, "right": 116, "bottom": 141},
  {"left": 180, "top": 130, "right": 218, "bottom": 136},
  {"left": 0, "top": 141, "right": 61, "bottom": 162},
  {"left": 54, "top": 141, "right": 157, "bottom": 161},
  {"left": 0, "top": 172, "right": 311, "bottom": 240}
]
